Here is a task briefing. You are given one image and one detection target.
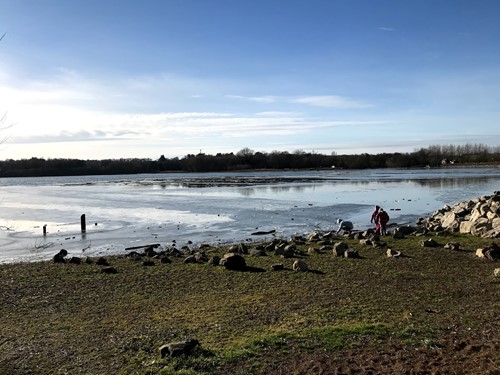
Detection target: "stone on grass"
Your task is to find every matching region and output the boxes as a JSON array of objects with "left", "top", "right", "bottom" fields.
[
  {"left": 386, "top": 249, "right": 401, "bottom": 258},
  {"left": 421, "top": 238, "right": 438, "bottom": 248},
  {"left": 207, "top": 256, "right": 221, "bottom": 266},
  {"left": 220, "top": 253, "right": 246, "bottom": 271},
  {"left": 344, "top": 249, "right": 359, "bottom": 258},
  {"left": 292, "top": 260, "right": 308, "bottom": 272},
  {"left": 68, "top": 257, "right": 81, "bottom": 264},
  {"left": 271, "top": 263, "right": 285, "bottom": 271},
  {"left": 159, "top": 339, "right": 200, "bottom": 358},
  {"left": 101, "top": 266, "right": 118, "bottom": 274},
  {"left": 333, "top": 242, "right": 348, "bottom": 257},
  {"left": 444, "top": 242, "right": 461, "bottom": 251},
  {"left": 96, "top": 257, "right": 110, "bottom": 266}
]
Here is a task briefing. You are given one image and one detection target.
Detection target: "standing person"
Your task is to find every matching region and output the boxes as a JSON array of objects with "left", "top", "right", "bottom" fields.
[
  {"left": 370, "top": 205, "right": 380, "bottom": 224},
  {"left": 336, "top": 218, "right": 353, "bottom": 234},
  {"left": 376, "top": 209, "right": 390, "bottom": 235}
]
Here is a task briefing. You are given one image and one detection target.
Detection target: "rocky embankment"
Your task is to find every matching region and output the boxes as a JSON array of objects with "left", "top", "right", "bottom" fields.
[{"left": 419, "top": 191, "right": 500, "bottom": 238}]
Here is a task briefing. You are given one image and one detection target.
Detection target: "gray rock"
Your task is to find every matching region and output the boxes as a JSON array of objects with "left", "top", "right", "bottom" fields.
[
  {"left": 207, "top": 256, "right": 221, "bottom": 265},
  {"left": 344, "top": 249, "right": 359, "bottom": 258},
  {"left": 386, "top": 249, "right": 401, "bottom": 258},
  {"left": 271, "top": 263, "right": 285, "bottom": 271},
  {"left": 292, "top": 260, "right": 309, "bottom": 272},
  {"left": 220, "top": 253, "right": 246, "bottom": 271},
  {"left": 421, "top": 238, "right": 438, "bottom": 248},
  {"left": 333, "top": 242, "right": 349, "bottom": 256},
  {"left": 444, "top": 242, "right": 460, "bottom": 251},
  {"left": 159, "top": 339, "right": 199, "bottom": 358}
]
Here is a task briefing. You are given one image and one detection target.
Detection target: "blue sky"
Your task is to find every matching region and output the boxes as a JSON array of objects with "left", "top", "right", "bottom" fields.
[{"left": 0, "top": 0, "right": 499, "bottom": 160}]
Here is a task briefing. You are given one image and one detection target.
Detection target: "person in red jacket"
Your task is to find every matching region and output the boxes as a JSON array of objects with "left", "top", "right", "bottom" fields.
[
  {"left": 376, "top": 208, "right": 390, "bottom": 235},
  {"left": 370, "top": 205, "right": 380, "bottom": 224}
]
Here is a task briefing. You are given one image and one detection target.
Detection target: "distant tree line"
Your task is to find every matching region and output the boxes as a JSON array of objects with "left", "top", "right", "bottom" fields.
[{"left": 0, "top": 143, "right": 498, "bottom": 177}]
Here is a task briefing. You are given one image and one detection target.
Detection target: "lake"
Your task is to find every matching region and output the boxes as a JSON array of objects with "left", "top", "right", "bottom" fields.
[{"left": 0, "top": 167, "right": 499, "bottom": 263}]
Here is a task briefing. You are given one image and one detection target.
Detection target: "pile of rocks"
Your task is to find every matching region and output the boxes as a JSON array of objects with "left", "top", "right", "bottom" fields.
[{"left": 419, "top": 191, "right": 500, "bottom": 238}]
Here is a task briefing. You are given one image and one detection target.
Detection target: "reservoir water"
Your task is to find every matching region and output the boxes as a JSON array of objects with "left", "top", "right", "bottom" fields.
[{"left": 0, "top": 167, "right": 499, "bottom": 263}]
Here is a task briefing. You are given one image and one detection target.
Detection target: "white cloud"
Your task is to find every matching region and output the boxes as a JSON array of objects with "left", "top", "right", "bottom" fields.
[
  {"left": 378, "top": 27, "right": 395, "bottom": 31},
  {"left": 226, "top": 94, "right": 276, "bottom": 103},
  {"left": 293, "top": 96, "right": 372, "bottom": 109}
]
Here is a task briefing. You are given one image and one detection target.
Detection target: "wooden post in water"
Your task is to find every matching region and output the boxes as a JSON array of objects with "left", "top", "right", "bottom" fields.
[
  {"left": 81, "top": 214, "right": 86, "bottom": 233},
  {"left": 43, "top": 224, "right": 47, "bottom": 236}
]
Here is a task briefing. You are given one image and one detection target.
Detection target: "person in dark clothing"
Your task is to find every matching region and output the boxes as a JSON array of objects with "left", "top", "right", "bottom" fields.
[
  {"left": 336, "top": 218, "right": 354, "bottom": 234},
  {"left": 375, "top": 208, "right": 389, "bottom": 235}
]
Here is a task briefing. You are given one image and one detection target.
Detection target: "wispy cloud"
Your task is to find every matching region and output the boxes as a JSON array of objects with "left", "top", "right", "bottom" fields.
[
  {"left": 292, "top": 95, "right": 372, "bottom": 109},
  {"left": 378, "top": 27, "right": 395, "bottom": 31},
  {"left": 226, "top": 95, "right": 277, "bottom": 103}
]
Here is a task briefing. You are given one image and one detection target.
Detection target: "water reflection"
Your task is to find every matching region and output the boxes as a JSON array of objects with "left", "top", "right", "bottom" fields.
[{"left": 413, "top": 177, "right": 497, "bottom": 188}]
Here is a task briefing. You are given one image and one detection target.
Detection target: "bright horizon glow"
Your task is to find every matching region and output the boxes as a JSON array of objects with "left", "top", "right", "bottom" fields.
[{"left": 1, "top": 1, "right": 499, "bottom": 160}]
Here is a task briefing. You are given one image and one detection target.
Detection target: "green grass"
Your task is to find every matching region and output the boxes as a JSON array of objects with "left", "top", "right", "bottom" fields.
[{"left": 0, "top": 232, "right": 499, "bottom": 374}]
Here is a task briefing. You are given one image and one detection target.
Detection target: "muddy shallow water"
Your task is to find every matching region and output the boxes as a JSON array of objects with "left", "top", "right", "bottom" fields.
[{"left": 0, "top": 167, "right": 499, "bottom": 263}]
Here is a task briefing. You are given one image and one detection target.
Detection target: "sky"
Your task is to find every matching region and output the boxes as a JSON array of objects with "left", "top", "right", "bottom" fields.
[{"left": 0, "top": 0, "right": 499, "bottom": 160}]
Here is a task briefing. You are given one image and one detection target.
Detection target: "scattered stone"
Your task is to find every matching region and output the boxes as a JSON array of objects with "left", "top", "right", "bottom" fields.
[
  {"left": 142, "top": 260, "right": 155, "bottom": 266},
  {"left": 344, "top": 249, "right": 359, "bottom": 258},
  {"left": 476, "top": 243, "right": 500, "bottom": 260},
  {"left": 307, "top": 232, "right": 321, "bottom": 242},
  {"left": 207, "top": 256, "right": 221, "bottom": 265},
  {"left": 160, "top": 256, "right": 172, "bottom": 264},
  {"left": 229, "top": 243, "right": 248, "bottom": 254},
  {"left": 392, "top": 231, "right": 405, "bottom": 240},
  {"left": 281, "top": 247, "right": 295, "bottom": 258},
  {"left": 386, "top": 249, "right": 401, "bottom": 258},
  {"left": 308, "top": 247, "right": 320, "bottom": 254},
  {"left": 220, "top": 253, "right": 246, "bottom": 271},
  {"left": 68, "top": 256, "right": 81, "bottom": 265},
  {"left": 494, "top": 268, "right": 500, "bottom": 278},
  {"left": 96, "top": 257, "right": 110, "bottom": 266},
  {"left": 372, "top": 241, "right": 386, "bottom": 248},
  {"left": 145, "top": 247, "right": 158, "bottom": 257},
  {"left": 271, "top": 263, "right": 285, "bottom": 271},
  {"left": 249, "top": 249, "right": 266, "bottom": 257},
  {"left": 194, "top": 252, "right": 209, "bottom": 262},
  {"left": 159, "top": 339, "right": 200, "bottom": 358},
  {"left": 333, "top": 242, "right": 349, "bottom": 257},
  {"left": 359, "top": 239, "right": 372, "bottom": 246},
  {"left": 421, "top": 238, "right": 438, "bottom": 248},
  {"left": 183, "top": 255, "right": 197, "bottom": 264},
  {"left": 292, "top": 260, "right": 309, "bottom": 272},
  {"left": 444, "top": 242, "right": 461, "bottom": 251},
  {"left": 101, "top": 266, "right": 118, "bottom": 274}
]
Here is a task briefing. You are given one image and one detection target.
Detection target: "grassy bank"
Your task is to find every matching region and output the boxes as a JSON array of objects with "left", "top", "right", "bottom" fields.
[{"left": 1, "top": 232, "right": 499, "bottom": 374}]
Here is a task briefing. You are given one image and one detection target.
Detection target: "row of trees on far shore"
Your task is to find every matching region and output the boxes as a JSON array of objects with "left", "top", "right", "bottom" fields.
[{"left": 0, "top": 143, "right": 499, "bottom": 177}]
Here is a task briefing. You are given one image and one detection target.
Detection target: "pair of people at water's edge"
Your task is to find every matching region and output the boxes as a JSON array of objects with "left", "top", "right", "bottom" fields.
[{"left": 371, "top": 205, "right": 389, "bottom": 235}]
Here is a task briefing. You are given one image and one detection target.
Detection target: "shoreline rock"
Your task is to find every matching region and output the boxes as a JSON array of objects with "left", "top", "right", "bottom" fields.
[{"left": 419, "top": 191, "right": 500, "bottom": 238}]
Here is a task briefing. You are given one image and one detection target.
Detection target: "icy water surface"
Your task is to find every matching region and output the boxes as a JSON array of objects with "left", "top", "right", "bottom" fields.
[{"left": 0, "top": 167, "right": 499, "bottom": 263}]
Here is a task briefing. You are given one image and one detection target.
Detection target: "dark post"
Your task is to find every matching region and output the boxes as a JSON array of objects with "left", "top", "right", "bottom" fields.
[
  {"left": 81, "top": 214, "right": 86, "bottom": 233},
  {"left": 43, "top": 224, "right": 47, "bottom": 236}
]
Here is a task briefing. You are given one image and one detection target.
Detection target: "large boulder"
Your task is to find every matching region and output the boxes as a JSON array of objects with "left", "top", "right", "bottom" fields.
[
  {"left": 220, "top": 253, "right": 246, "bottom": 271},
  {"left": 333, "top": 242, "right": 349, "bottom": 256}
]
